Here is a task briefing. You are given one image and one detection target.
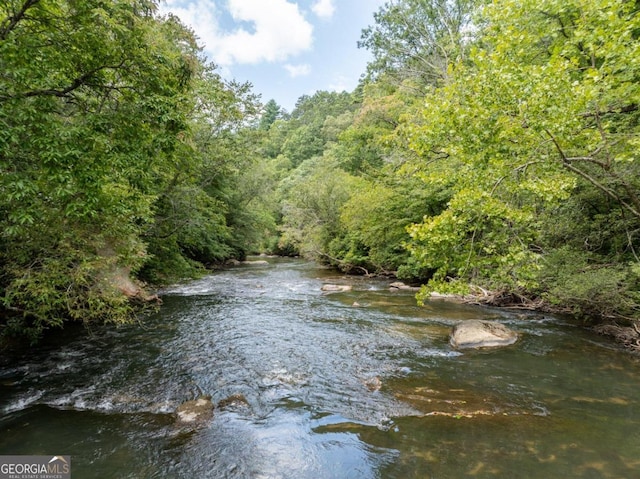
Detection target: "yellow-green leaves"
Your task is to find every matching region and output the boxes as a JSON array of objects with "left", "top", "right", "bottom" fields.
[{"left": 399, "top": 0, "right": 640, "bottom": 296}]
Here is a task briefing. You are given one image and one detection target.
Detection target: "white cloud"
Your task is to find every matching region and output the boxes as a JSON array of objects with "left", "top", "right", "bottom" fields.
[
  {"left": 284, "top": 63, "right": 311, "bottom": 77},
  {"left": 158, "top": 0, "right": 220, "bottom": 55},
  {"left": 160, "top": 0, "right": 314, "bottom": 66},
  {"left": 311, "top": 0, "right": 335, "bottom": 19},
  {"left": 311, "top": 0, "right": 336, "bottom": 19},
  {"left": 328, "top": 75, "right": 350, "bottom": 92}
]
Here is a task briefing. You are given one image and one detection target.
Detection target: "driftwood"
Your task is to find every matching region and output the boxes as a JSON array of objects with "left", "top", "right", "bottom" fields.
[
  {"left": 463, "top": 289, "right": 547, "bottom": 311},
  {"left": 593, "top": 322, "right": 640, "bottom": 353}
]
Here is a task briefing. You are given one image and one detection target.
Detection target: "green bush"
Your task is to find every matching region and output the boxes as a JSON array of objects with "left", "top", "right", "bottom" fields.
[{"left": 538, "top": 247, "right": 640, "bottom": 321}]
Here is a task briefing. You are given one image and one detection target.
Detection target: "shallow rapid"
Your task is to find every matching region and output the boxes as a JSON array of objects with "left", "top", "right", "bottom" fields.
[{"left": 1, "top": 258, "right": 640, "bottom": 478}]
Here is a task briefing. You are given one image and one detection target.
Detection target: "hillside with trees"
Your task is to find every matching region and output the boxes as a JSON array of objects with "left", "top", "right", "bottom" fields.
[
  {"left": 2, "top": 0, "right": 639, "bottom": 346},
  {"left": 254, "top": 0, "right": 640, "bottom": 338},
  {"left": 0, "top": 0, "right": 269, "bottom": 341}
]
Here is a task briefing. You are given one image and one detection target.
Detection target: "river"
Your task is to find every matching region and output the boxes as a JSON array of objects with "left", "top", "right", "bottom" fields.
[{"left": 1, "top": 258, "right": 640, "bottom": 478}]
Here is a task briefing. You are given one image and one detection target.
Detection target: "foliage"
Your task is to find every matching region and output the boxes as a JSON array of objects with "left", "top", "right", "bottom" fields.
[
  {"left": 538, "top": 247, "right": 640, "bottom": 320},
  {"left": 266, "top": 91, "right": 360, "bottom": 167},
  {"left": 0, "top": 0, "right": 262, "bottom": 340},
  {"left": 3, "top": 0, "right": 640, "bottom": 343},
  {"left": 264, "top": 0, "right": 640, "bottom": 322},
  {"left": 398, "top": 0, "right": 640, "bottom": 317},
  {"left": 259, "top": 99, "right": 283, "bottom": 131},
  {"left": 277, "top": 156, "right": 365, "bottom": 261},
  {"left": 359, "top": 0, "right": 478, "bottom": 88}
]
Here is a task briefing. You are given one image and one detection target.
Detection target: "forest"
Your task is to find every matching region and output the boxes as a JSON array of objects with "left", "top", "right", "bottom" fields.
[{"left": 1, "top": 0, "right": 639, "bottom": 346}]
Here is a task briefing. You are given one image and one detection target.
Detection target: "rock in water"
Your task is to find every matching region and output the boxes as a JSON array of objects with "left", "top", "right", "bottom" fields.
[
  {"left": 450, "top": 320, "right": 518, "bottom": 349},
  {"left": 321, "top": 284, "right": 352, "bottom": 292},
  {"left": 364, "top": 376, "right": 382, "bottom": 392},
  {"left": 389, "top": 281, "right": 419, "bottom": 291},
  {"left": 217, "top": 394, "right": 250, "bottom": 410},
  {"left": 176, "top": 395, "right": 214, "bottom": 424}
]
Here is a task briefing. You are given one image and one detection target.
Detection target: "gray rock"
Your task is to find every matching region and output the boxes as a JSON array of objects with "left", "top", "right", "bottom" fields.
[
  {"left": 364, "top": 376, "right": 382, "bottom": 392},
  {"left": 429, "top": 291, "right": 460, "bottom": 300},
  {"left": 450, "top": 320, "right": 518, "bottom": 349}
]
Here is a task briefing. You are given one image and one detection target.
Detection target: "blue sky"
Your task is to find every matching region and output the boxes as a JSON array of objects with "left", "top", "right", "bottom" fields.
[{"left": 160, "top": 0, "right": 386, "bottom": 112}]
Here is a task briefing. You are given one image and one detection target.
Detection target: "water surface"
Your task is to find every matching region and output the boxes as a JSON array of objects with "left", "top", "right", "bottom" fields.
[{"left": 1, "top": 258, "right": 639, "bottom": 478}]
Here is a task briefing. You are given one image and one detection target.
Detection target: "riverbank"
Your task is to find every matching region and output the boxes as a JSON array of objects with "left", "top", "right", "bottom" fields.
[
  {"left": 440, "top": 288, "right": 640, "bottom": 354},
  {"left": 377, "top": 274, "right": 640, "bottom": 354}
]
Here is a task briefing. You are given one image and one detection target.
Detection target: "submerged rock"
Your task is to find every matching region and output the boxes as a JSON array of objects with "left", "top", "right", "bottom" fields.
[
  {"left": 389, "top": 281, "right": 420, "bottom": 291},
  {"left": 364, "top": 376, "right": 382, "bottom": 392},
  {"left": 217, "top": 394, "right": 250, "bottom": 410},
  {"left": 176, "top": 395, "right": 214, "bottom": 424},
  {"left": 429, "top": 291, "right": 462, "bottom": 300},
  {"left": 450, "top": 320, "right": 518, "bottom": 349},
  {"left": 321, "top": 284, "right": 352, "bottom": 292}
]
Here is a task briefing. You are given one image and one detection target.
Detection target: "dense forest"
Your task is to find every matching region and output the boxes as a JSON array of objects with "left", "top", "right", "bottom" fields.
[{"left": 1, "top": 0, "right": 640, "bottom": 346}]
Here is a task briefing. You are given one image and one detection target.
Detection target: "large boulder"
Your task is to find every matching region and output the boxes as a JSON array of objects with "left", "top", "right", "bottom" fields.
[{"left": 450, "top": 320, "right": 518, "bottom": 349}]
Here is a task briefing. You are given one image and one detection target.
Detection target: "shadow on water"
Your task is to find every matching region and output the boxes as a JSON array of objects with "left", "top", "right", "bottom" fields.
[{"left": 2, "top": 258, "right": 640, "bottom": 478}]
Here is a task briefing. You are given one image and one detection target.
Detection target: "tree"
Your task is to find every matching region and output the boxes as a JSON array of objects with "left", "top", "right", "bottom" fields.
[
  {"left": 401, "top": 0, "right": 640, "bottom": 315},
  {"left": 278, "top": 156, "right": 365, "bottom": 263},
  {"left": 258, "top": 99, "right": 282, "bottom": 130},
  {"left": 138, "top": 64, "right": 263, "bottom": 281},
  {"left": 0, "top": 0, "right": 261, "bottom": 340},
  {"left": 269, "top": 91, "right": 359, "bottom": 167},
  {"left": 359, "top": 0, "right": 478, "bottom": 89}
]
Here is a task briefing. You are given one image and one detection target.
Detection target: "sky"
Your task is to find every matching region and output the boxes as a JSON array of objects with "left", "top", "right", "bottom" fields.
[{"left": 159, "top": 0, "right": 386, "bottom": 112}]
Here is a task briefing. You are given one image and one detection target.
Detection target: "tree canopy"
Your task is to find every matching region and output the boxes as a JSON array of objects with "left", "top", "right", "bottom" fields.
[
  {"left": 251, "top": 0, "right": 640, "bottom": 323},
  {"left": 0, "top": 0, "right": 263, "bottom": 341},
  {"left": 2, "top": 0, "right": 640, "bottom": 345}
]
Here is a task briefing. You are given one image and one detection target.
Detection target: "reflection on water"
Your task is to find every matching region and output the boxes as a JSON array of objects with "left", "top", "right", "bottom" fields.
[{"left": 1, "top": 258, "right": 640, "bottom": 478}]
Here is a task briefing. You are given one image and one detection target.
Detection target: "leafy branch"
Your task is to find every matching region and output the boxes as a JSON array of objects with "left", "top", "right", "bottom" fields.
[
  {"left": 544, "top": 128, "right": 640, "bottom": 220},
  {"left": 0, "top": 0, "right": 40, "bottom": 41},
  {"left": 0, "top": 61, "right": 128, "bottom": 102}
]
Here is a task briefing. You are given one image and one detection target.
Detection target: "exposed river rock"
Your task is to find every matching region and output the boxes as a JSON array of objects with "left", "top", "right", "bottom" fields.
[
  {"left": 389, "top": 281, "right": 420, "bottom": 291},
  {"left": 450, "top": 319, "right": 518, "bottom": 349}
]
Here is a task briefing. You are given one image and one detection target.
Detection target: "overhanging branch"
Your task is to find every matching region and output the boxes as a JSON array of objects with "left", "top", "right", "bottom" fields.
[
  {"left": 544, "top": 128, "right": 640, "bottom": 220},
  {"left": 0, "top": 61, "right": 128, "bottom": 102}
]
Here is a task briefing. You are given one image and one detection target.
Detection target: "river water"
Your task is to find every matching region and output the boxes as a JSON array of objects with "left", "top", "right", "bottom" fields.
[{"left": 1, "top": 258, "right": 640, "bottom": 478}]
